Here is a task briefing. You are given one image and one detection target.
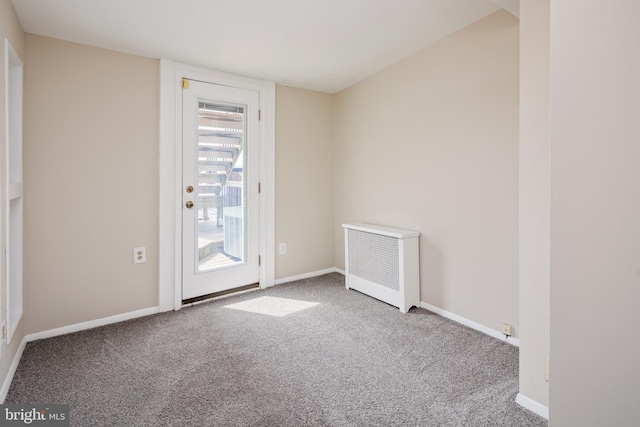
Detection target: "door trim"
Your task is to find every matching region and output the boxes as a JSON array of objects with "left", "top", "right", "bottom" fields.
[
  {"left": 5, "top": 39, "right": 24, "bottom": 345},
  {"left": 159, "top": 59, "right": 275, "bottom": 311}
]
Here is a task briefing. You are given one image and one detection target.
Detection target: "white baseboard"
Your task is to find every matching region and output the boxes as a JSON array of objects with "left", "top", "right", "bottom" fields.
[
  {"left": 335, "top": 268, "right": 345, "bottom": 275},
  {"left": 516, "top": 393, "right": 549, "bottom": 419},
  {"left": 0, "top": 336, "right": 27, "bottom": 403},
  {"left": 419, "top": 302, "right": 520, "bottom": 347},
  {"left": 25, "top": 306, "right": 159, "bottom": 342},
  {"left": 274, "top": 267, "right": 340, "bottom": 285}
]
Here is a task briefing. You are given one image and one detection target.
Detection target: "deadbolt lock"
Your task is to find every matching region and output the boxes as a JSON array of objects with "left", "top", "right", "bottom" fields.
[
  {"left": 185, "top": 201, "right": 194, "bottom": 209},
  {"left": 186, "top": 185, "right": 194, "bottom": 193}
]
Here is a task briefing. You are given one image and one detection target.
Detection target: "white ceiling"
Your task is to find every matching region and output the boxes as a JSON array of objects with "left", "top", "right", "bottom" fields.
[{"left": 10, "top": 0, "right": 518, "bottom": 93}]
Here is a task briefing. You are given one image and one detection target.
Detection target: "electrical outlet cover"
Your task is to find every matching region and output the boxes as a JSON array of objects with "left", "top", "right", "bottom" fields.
[
  {"left": 279, "top": 243, "right": 287, "bottom": 255},
  {"left": 501, "top": 322, "right": 512, "bottom": 336},
  {"left": 133, "top": 247, "right": 147, "bottom": 264}
]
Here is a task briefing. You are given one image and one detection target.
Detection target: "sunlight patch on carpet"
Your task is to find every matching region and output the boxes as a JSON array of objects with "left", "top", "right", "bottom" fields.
[{"left": 223, "top": 296, "right": 319, "bottom": 317}]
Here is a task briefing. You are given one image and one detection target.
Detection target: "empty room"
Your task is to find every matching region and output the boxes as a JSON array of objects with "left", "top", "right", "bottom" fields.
[{"left": 0, "top": 0, "right": 639, "bottom": 425}]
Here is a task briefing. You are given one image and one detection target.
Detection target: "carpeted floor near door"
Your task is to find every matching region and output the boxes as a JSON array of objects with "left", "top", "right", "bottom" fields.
[{"left": 6, "top": 273, "right": 547, "bottom": 426}]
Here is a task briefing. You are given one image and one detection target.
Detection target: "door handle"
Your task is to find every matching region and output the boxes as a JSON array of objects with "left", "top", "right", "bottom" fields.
[
  {"left": 186, "top": 201, "right": 194, "bottom": 209},
  {"left": 186, "top": 185, "right": 194, "bottom": 193}
]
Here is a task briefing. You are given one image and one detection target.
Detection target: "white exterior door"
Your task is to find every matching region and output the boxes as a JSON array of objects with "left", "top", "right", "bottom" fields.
[{"left": 181, "top": 79, "right": 260, "bottom": 300}]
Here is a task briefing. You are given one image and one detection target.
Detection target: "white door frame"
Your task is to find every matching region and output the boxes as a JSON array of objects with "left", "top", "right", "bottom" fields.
[
  {"left": 159, "top": 60, "right": 275, "bottom": 311},
  {"left": 5, "top": 39, "right": 24, "bottom": 345}
]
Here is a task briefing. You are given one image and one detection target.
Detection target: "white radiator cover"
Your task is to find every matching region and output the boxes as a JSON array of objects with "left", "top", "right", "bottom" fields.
[{"left": 342, "top": 223, "right": 420, "bottom": 313}]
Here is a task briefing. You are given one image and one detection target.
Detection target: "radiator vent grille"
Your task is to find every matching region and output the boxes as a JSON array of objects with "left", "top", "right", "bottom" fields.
[{"left": 348, "top": 229, "right": 399, "bottom": 291}]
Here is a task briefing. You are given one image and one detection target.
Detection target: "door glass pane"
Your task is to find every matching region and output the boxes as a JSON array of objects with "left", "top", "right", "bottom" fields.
[{"left": 196, "top": 100, "right": 246, "bottom": 272}]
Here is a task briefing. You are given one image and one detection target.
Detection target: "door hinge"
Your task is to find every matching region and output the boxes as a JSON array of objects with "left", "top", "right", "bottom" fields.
[
  {"left": 182, "top": 78, "right": 189, "bottom": 89},
  {"left": 258, "top": 109, "right": 261, "bottom": 121},
  {"left": 258, "top": 182, "right": 261, "bottom": 194},
  {"left": 258, "top": 255, "right": 261, "bottom": 266}
]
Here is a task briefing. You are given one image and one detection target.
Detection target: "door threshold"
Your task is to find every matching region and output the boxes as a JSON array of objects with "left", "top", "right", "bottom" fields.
[{"left": 182, "top": 283, "right": 260, "bottom": 307}]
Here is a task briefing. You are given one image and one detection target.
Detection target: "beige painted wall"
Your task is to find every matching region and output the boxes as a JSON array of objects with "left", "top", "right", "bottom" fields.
[
  {"left": 550, "top": 1, "right": 640, "bottom": 425},
  {"left": 23, "top": 35, "right": 159, "bottom": 333},
  {"left": 333, "top": 11, "right": 519, "bottom": 335},
  {"left": 275, "top": 85, "right": 334, "bottom": 279},
  {"left": 0, "top": 0, "right": 26, "bottom": 390},
  {"left": 518, "top": 0, "right": 550, "bottom": 407}
]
